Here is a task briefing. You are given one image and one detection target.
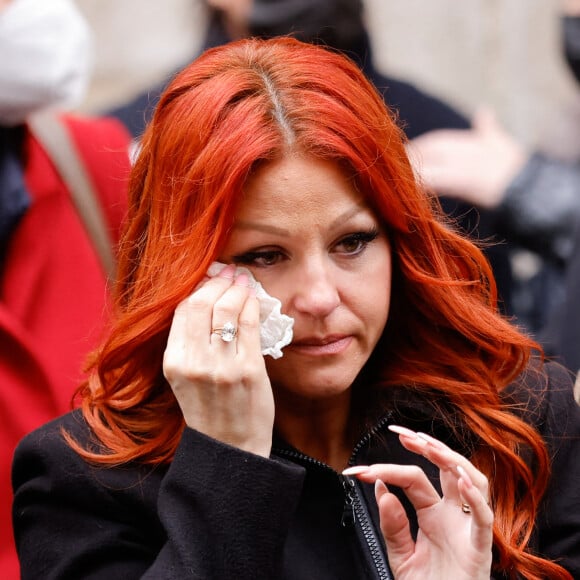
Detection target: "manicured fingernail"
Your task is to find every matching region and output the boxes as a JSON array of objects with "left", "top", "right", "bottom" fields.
[
  {"left": 374, "top": 479, "right": 388, "bottom": 498},
  {"left": 342, "top": 465, "right": 370, "bottom": 476},
  {"left": 417, "top": 432, "right": 443, "bottom": 448},
  {"left": 388, "top": 425, "right": 417, "bottom": 438},
  {"left": 218, "top": 264, "right": 236, "bottom": 279},
  {"left": 457, "top": 465, "right": 473, "bottom": 488}
]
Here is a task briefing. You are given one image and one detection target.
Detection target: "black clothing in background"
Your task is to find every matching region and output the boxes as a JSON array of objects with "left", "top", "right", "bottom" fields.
[
  {"left": 0, "top": 127, "right": 29, "bottom": 267},
  {"left": 563, "top": 15, "right": 580, "bottom": 85},
  {"left": 555, "top": 223, "right": 580, "bottom": 373}
]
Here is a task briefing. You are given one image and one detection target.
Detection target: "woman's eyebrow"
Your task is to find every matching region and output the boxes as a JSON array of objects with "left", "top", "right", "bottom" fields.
[
  {"left": 329, "top": 204, "right": 366, "bottom": 229},
  {"left": 234, "top": 221, "right": 290, "bottom": 236},
  {"left": 234, "top": 205, "right": 367, "bottom": 236}
]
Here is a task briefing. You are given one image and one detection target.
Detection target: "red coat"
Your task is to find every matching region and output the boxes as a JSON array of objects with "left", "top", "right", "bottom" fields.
[{"left": 0, "top": 115, "right": 131, "bottom": 578}]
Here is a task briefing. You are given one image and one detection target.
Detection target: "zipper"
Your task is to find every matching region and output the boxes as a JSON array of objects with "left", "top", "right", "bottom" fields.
[
  {"left": 274, "top": 447, "right": 328, "bottom": 470},
  {"left": 341, "top": 475, "right": 356, "bottom": 527},
  {"left": 342, "top": 474, "right": 393, "bottom": 580},
  {"left": 349, "top": 413, "right": 393, "bottom": 467},
  {"left": 274, "top": 411, "right": 394, "bottom": 580},
  {"left": 344, "top": 413, "right": 394, "bottom": 580}
]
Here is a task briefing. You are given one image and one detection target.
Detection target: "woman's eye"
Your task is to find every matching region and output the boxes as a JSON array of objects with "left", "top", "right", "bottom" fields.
[
  {"left": 335, "top": 230, "right": 379, "bottom": 255},
  {"left": 232, "top": 250, "right": 284, "bottom": 267}
]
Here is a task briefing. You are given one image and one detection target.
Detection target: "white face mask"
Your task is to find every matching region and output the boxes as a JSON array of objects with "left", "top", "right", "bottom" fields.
[{"left": 0, "top": 0, "right": 94, "bottom": 126}]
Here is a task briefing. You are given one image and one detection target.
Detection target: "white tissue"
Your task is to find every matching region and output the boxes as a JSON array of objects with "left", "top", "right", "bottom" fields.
[{"left": 207, "top": 262, "right": 294, "bottom": 359}]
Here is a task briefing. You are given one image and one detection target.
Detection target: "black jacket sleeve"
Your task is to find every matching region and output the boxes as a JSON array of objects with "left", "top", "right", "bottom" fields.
[
  {"left": 528, "top": 362, "right": 580, "bottom": 576},
  {"left": 12, "top": 412, "right": 305, "bottom": 579},
  {"left": 556, "top": 223, "right": 580, "bottom": 373},
  {"left": 496, "top": 153, "right": 580, "bottom": 266}
]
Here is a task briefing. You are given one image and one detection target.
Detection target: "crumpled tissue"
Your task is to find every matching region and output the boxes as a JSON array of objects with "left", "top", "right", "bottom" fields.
[{"left": 207, "top": 262, "right": 294, "bottom": 359}]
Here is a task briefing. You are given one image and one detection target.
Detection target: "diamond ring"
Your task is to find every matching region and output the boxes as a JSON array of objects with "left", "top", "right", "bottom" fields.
[{"left": 212, "top": 321, "right": 237, "bottom": 343}]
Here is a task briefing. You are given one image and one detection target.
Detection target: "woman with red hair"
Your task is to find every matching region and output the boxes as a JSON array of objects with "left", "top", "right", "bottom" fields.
[{"left": 12, "top": 37, "right": 580, "bottom": 579}]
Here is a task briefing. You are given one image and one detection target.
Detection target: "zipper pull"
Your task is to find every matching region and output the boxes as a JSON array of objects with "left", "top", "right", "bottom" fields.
[{"left": 341, "top": 475, "right": 356, "bottom": 527}]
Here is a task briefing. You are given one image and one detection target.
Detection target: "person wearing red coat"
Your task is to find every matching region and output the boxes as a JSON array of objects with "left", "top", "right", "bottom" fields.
[
  {"left": 0, "top": 0, "right": 132, "bottom": 576},
  {"left": 0, "top": 117, "right": 131, "bottom": 579}
]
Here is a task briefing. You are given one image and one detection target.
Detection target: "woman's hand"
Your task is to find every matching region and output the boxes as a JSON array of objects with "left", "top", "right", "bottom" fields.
[
  {"left": 343, "top": 426, "right": 493, "bottom": 580},
  {"left": 163, "top": 264, "right": 274, "bottom": 457}
]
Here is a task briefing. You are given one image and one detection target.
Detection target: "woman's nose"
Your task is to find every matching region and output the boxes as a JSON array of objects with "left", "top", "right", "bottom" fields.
[{"left": 292, "top": 261, "right": 340, "bottom": 318}]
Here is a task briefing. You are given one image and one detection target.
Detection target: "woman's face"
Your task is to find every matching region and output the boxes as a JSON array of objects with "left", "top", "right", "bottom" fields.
[{"left": 220, "top": 155, "right": 392, "bottom": 404}]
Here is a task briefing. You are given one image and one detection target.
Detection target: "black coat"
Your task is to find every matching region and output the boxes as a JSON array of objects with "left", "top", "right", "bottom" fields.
[
  {"left": 557, "top": 223, "right": 580, "bottom": 374},
  {"left": 12, "top": 361, "right": 580, "bottom": 579}
]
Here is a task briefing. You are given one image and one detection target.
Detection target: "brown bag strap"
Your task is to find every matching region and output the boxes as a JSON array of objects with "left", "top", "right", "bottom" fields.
[{"left": 28, "top": 113, "right": 116, "bottom": 280}]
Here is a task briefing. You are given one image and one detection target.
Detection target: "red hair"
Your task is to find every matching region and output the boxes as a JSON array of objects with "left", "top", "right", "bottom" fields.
[{"left": 71, "top": 37, "right": 569, "bottom": 579}]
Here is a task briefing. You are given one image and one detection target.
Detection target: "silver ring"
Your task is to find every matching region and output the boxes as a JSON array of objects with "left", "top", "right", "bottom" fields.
[
  {"left": 212, "top": 321, "right": 237, "bottom": 342},
  {"left": 461, "top": 502, "right": 472, "bottom": 515}
]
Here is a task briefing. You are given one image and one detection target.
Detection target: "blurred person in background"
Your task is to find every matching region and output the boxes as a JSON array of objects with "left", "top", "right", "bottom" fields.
[
  {"left": 111, "top": 0, "right": 473, "bottom": 142},
  {"left": 563, "top": 0, "right": 580, "bottom": 84},
  {"left": 109, "top": 0, "right": 516, "bottom": 319},
  {"left": 557, "top": 224, "right": 580, "bottom": 381},
  {"left": 409, "top": 0, "right": 580, "bottom": 365},
  {"left": 0, "top": 0, "right": 132, "bottom": 576}
]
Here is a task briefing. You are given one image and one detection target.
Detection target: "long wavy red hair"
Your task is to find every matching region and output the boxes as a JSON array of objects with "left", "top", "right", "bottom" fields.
[{"left": 71, "top": 37, "right": 569, "bottom": 579}]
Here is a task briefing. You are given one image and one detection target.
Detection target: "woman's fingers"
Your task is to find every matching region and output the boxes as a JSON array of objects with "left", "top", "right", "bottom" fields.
[
  {"left": 344, "top": 463, "right": 441, "bottom": 512},
  {"left": 374, "top": 480, "right": 416, "bottom": 569},
  {"left": 456, "top": 466, "right": 494, "bottom": 551},
  {"left": 210, "top": 272, "right": 256, "bottom": 351},
  {"left": 235, "top": 286, "right": 263, "bottom": 357},
  {"left": 388, "top": 425, "right": 490, "bottom": 505},
  {"left": 166, "top": 264, "right": 238, "bottom": 354},
  {"left": 165, "top": 265, "right": 256, "bottom": 361},
  {"left": 164, "top": 265, "right": 261, "bottom": 382}
]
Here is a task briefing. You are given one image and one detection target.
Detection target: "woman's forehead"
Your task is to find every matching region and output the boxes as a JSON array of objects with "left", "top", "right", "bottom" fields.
[{"left": 236, "top": 155, "right": 372, "bottom": 220}]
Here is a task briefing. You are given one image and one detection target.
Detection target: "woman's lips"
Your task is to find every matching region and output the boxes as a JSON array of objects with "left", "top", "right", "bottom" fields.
[{"left": 289, "top": 335, "right": 353, "bottom": 356}]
